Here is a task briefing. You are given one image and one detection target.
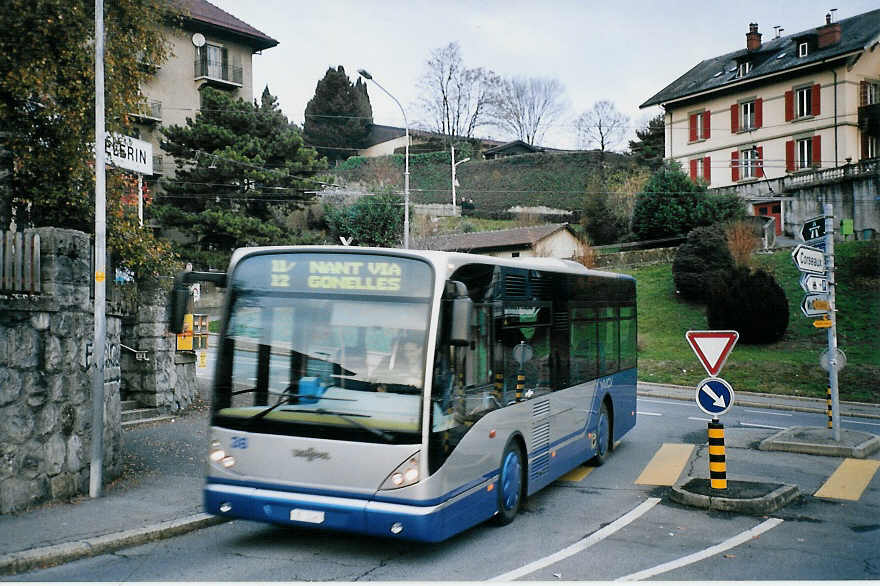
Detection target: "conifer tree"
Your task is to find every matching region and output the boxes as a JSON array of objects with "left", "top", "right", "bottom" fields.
[{"left": 303, "top": 66, "right": 373, "bottom": 162}]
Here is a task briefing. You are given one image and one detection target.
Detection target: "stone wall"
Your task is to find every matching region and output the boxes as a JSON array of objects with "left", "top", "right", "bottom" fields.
[
  {"left": 0, "top": 228, "right": 122, "bottom": 513},
  {"left": 121, "top": 278, "right": 197, "bottom": 411},
  {"left": 594, "top": 246, "right": 678, "bottom": 269}
]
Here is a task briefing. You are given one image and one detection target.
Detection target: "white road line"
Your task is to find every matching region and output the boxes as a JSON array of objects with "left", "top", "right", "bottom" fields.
[
  {"left": 742, "top": 408, "right": 793, "bottom": 417},
  {"left": 614, "top": 517, "right": 783, "bottom": 582},
  {"left": 488, "top": 498, "right": 661, "bottom": 582},
  {"left": 637, "top": 411, "right": 663, "bottom": 417},
  {"left": 842, "top": 418, "right": 880, "bottom": 427},
  {"left": 639, "top": 398, "right": 689, "bottom": 407},
  {"left": 688, "top": 416, "right": 712, "bottom": 422},
  {"left": 740, "top": 422, "right": 787, "bottom": 430}
]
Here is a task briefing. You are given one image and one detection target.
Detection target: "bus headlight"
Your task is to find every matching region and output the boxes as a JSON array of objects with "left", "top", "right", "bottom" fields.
[
  {"left": 380, "top": 452, "right": 420, "bottom": 490},
  {"left": 209, "top": 440, "right": 225, "bottom": 462}
]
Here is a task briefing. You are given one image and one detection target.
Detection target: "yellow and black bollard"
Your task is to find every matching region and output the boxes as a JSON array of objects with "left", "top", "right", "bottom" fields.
[
  {"left": 516, "top": 372, "right": 525, "bottom": 401},
  {"left": 708, "top": 419, "right": 727, "bottom": 490},
  {"left": 826, "top": 387, "right": 833, "bottom": 429},
  {"left": 495, "top": 372, "right": 504, "bottom": 404}
]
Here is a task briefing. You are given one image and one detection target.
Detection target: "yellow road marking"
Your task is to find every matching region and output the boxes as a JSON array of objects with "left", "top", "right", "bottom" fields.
[
  {"left": 559, "top": 466, "right": 593, "bottom": 482},
  {"left": 814, "top": 458, "right": 880, "bottom": 501},
  {"left": 636, "top": 443, "right": 694, "bottom": 486}
]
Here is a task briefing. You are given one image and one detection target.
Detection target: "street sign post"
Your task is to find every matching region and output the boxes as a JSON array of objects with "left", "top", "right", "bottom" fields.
[
  {"left": 791, "top": 244, "right": 826, "bottom": 274},
  {"left": 799, "top": 273, "right": 829, "bottom": 294},
  {"left": 695, "top": 377, "right": 735, "bottom": 417},
  {"left": 685, "top": 330, "right": 739, "bottom": 377},
  {"left": 800, "top": 216, "right": 826, "bottom": 243},
  {"left": 801, "top": 293, "right": 831, "bottom": 317}
]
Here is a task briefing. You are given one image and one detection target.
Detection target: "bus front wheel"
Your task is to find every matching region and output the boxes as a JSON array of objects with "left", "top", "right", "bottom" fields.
[{"left": 493, "top": 440, "right": 524, "bottom": 526}]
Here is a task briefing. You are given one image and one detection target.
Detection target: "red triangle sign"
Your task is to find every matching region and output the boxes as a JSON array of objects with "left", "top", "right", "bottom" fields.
[{"left": 685, "top": 330, "right": 739, "bottom": 376}]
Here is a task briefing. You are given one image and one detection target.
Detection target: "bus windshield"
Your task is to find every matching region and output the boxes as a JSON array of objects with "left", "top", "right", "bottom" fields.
[{"left": 211, "top": 252, "right": 434, "bottom": 444}]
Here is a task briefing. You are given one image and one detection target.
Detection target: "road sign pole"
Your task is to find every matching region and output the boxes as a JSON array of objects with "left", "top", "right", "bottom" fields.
[{"left": 824, "top": 203, "right": 840, "bottom": 442}]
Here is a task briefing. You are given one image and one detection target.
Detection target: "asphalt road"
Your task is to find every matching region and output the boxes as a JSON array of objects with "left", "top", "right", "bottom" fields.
[{"left": 9, "top": 394, "right": 879, "bottom": 582}]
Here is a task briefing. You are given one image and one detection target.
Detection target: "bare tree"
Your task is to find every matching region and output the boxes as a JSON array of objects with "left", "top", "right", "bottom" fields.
[
  {"left": 490, "top": 77, "right": 567, "bottom": 145},
  {"left": 575, "top": 100, "right": 630, "bottom": 153},
  {"left": 416, "top": 42, "right": 499, "bottom": 141}
]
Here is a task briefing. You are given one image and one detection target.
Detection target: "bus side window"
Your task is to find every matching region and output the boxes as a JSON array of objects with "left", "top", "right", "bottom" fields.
[{"left": 598, "top": 306, "right": 619, "bottom": 375}]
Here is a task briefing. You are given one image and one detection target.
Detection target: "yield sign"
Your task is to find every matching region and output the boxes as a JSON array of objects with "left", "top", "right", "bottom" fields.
[{"left": 685, "top": 330, "right": 739, "bottom": 377}]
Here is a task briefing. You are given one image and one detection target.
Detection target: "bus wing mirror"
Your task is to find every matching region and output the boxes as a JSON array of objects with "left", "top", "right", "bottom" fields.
[{"left": 446, "top": 280, "right": 472, "bottom": 347}]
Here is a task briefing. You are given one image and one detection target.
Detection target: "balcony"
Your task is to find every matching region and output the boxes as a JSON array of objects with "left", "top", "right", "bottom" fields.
[
  {"left": 858, "top": 103, "right": 880, "bottom": 136},
  {"left": 131, "top": 100, "right": 162, "bottom": 124},
  {"left": 152, "top": 155, "right": 165, "bottom": 176},
  {"left": 194, "top": 59, "right": 242, "bottom": 89}
]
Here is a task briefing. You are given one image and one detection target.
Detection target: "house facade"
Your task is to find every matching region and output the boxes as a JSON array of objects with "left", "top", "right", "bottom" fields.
[
  {"left": 133, "top": 0, "right": 277, "bottom": 176},
  {"left": 424, "top": 223, "right": 586, "bottom": 260},
  {"left": 641, "top": 9, "right": 880, "bottom": 235}
]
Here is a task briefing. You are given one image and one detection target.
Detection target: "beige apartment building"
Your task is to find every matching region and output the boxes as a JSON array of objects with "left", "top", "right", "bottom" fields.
[
  {"left": 132, "top": 0, "right": 277, "bottom": 176},
  {"left": 641, "top": 9, "right": 880, "bottom": 235}
]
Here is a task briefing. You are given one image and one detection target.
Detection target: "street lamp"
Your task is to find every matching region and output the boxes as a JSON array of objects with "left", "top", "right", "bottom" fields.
[
  {"left": 358, "top": 69, "right": 410, "bottom": 248},
  {"left": 450, "top": 143, "right": 470, "bottom": 215}
]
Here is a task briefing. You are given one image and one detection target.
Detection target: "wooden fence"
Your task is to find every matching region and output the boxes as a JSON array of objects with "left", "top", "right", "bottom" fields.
[{"left": 0, "top": 230, "right": 41, "bottom": 293}]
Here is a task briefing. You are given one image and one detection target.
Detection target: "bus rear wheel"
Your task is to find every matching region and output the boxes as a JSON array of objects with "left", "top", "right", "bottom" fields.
[
  {"left": 590, "top": 401, "right": 612, "bottom": 466},
  {"left": 492, "top": 440, "right": 524, "bottom": 526}
]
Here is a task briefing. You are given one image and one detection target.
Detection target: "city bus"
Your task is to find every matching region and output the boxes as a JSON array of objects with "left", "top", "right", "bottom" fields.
[{"left": 171, "top": 246, "right": 637, "bottom": 543}]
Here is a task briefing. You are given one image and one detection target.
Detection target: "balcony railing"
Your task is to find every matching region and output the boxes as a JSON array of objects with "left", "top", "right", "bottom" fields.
[
  {"left": 783, "top": 159, "right": 879, "bottom": 187},
  {"left": 194, "top": 59, "right": 242, "bottom": 87},
  {"left": 131, "top": 99, "right": 162, "bottom": 123},
  {"left": 152, "top": 154, "right": 165, "bottom": 176}
]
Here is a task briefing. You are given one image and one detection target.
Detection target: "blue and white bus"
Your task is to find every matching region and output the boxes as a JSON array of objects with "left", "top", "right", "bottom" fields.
[{"left": 172, "top": 246, "right": 637, "bottom": 542}]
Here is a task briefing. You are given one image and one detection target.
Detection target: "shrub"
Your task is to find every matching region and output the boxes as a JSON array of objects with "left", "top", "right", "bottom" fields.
[
  {"left": 725, "top": 220, "right": 761, "bottom": 268},
  {"left": 672, "top": 226, "right": 734, "bottom": 302},
  {"left": 837, "top": 239, "right": 880, "bottom": 280},
  {"left": 707, "top": 267, "right": 789, "bottom": 344}
]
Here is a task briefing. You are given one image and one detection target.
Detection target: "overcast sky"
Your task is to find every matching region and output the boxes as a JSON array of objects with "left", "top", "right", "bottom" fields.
[{"left": 207, "top": 1, "right": 878, "bottom": 150}]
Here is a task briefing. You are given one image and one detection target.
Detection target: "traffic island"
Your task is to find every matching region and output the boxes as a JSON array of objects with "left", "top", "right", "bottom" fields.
[
  {"left": 758, "top": 426, "right": 880, "bottom": 458},
  {"left": 669, "top": 478, "right": 799, "bottom": 514}
]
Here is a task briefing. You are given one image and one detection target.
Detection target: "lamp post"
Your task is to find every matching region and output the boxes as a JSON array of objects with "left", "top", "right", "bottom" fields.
[
  {"left": 358, "top": 69, "right": 410, "bottom": 248},
  {"left": 450, "top": 144, "right": 470, "bottom": 215}
]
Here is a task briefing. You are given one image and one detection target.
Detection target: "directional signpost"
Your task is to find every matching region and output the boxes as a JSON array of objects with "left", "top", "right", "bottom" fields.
[
  {"left": 792, "top": 204, "right": 842, "bottom": 441},
  {"left": 685, "top": 330, "right": 739, "bottom": 490}
]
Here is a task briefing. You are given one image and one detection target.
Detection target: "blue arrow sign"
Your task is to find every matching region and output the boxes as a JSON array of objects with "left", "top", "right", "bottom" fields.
[{"left": 695, "top": 377, "right": 734, "bottom": 417}]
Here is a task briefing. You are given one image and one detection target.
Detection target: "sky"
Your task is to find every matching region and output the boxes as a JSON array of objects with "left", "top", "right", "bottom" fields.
[{"left": 207, "top": 0, "right": 879, "bottom": 150}]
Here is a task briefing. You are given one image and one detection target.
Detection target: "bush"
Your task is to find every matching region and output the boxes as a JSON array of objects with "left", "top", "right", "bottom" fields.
[
  {"left": 725, "top": 219, "right": 761, "bottom": 268},
  {"left": 707, "top": 267, "right": 789, "bottom": 344},
  {"left": 672, "top": 226, "right": 734, "bottom": 302},
  {"left": 838, "top": 239, "right": 880, "bottom": 280}
]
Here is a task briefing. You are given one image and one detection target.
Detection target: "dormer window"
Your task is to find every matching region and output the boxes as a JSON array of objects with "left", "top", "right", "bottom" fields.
[
  {"left": 738, "top": 61, "right": 752, "bottom": 77},
  {"left": 798, "top": 42, "right": 809, "bottom": 57}
]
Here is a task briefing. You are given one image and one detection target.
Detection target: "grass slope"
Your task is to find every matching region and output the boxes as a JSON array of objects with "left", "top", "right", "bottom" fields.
[{"left": 627, "top": 241, "right": 879, "bottom": 403}]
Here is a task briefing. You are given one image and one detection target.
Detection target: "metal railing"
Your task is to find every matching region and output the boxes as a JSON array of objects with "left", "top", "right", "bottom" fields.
[
  {"left": 0, "top": 230, "right": 41, "bottom": 293},
  {"left": 193, "top": 59, "right": 242, "bottom": 86},
  {"left": 784, "top": 159, "right": 879, "bottom": 187}
]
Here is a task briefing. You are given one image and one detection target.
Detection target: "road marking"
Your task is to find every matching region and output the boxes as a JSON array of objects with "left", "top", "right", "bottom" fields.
[
  {"left": 814, "top": 458, "right": 880, "bottom": 501},
  {"left": 842, "top": 418, "right": 880, "bottom": 428},
  {"left": 637, "top": 411, "right": 663, "bottom": 416},
  {"left": 688, "top": 416, "right": 712, "bottom": 423},
  {"left": 740, "top": 422, "right": 787, "bottom": 430},
  {"left": 488, "top": 498, "right": 661, "bottom": 582},
  {"left": 559, "top": 466, "right": 593, "bottom": 482},
  {"left": 614, "top": 517, "right": 783, "bottom": 581},
  {"left": 743, "top": 408, "right": 792, "bottom": 417},
  {"left": 635, "top": 444, "right": 694, "bottom": 486},
  {"left": 639, "top": 398, "right": 689, "bottom": 407}
]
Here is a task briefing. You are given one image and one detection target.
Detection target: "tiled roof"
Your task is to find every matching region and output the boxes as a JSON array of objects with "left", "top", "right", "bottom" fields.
[
  {"left": 641, "top": 9, "right": 880, "bottom": 108},
  {"left": 175, "top": 0, "right": 278, "bottom": 51},
  {"left": 425, "top": 223, "right": 572, "bottom": 252}
]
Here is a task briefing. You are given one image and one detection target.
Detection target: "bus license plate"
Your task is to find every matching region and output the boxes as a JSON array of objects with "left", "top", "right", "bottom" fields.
[{"left": 290, "top": 508, "right": 325, "bottom": 524}]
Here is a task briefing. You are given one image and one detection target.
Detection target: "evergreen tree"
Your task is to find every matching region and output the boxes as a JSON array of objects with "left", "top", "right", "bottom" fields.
[
  {"left": 303, "top": 66, "right": 373, "bottom": 162},
  {"left": 324, "top": 192, "right": 404, "bottom": 248},
  {"left": 629, "top": 114, "right": 665, "bottom": 172},
  {"left": 157, "top": 86, "right": 326, "bottom": 268}
]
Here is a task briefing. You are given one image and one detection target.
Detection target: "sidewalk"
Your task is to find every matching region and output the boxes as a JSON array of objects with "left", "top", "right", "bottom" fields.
[{"left": 2, "top": 381, "right": 879, "bottom": 576}]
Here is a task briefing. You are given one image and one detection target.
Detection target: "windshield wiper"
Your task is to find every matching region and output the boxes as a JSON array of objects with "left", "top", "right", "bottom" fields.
[{"left": 314, "top": 409, "right": 394, "bottom": 442}]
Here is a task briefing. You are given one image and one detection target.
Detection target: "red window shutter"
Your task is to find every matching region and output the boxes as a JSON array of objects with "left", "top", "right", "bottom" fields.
[
  {"left": 702, "top": 110, "right": 711, "bottom": 139},
  {"left": 730, "top": 104, "right": 739, "bottom": 134},
  {"left": 756, "top": 146, "right": 764, "bottom": 177},
  {"left": 812, "top": 83, "right": 821, "bottom": 116},
  {"left": 860, "top": 80, "right": 868, "bottom": 107},
  {"left": 731, "top": 151, "right": 740, "bottom": 182},
  {"left": 785, "top": 90, "right": 794, "bottom": 121},
  {"left": 755, "top": 98, "right": 763, "bottom": 129},
  {"left": 786, "top": 140, "right": 795, "bottom": 171},
  {"left": 703, "top": 156, "right": 711, "bottom": 183},
  {"left": 689, "top": 159, "right": 698, "bottom": 180},
  {"left": 812, "top": 135, "right": 822, "bottom": 167},
  {"left": 689, "top": 114, "right": 698, "bottom": 142}
]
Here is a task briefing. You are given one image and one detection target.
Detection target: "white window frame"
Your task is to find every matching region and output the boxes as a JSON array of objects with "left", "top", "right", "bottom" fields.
[
  {"left": 867, "top": 81, "right": 880, "bottom": 106},
  {"left": 867, "top": 136, "right": 878, "bottom": 160},
  {"left": 694, "top": 112, "right": 705, "bottom": 140},
  {"left": 738, "top": 61, "right": 752, "bottom": 78},
  {"left": 798, "top": 42, "right": 809, "bottom": 57},
  {"left": 740, "top": 148, "right": 758, "bottom": 179},
  {"left": 796, "top": 138, "right": 813, "bottom": 169},
  {"left": 796, "top": 86, "right": 813, "bottom": 118},
  {"left": 741, "top": 100, "right": 756, "bottom": 130},
  {"left": 693, "top": 158, "right": 704, "bottom": 180}
]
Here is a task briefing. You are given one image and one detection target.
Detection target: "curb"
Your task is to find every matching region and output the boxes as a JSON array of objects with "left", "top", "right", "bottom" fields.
[
  {"left": 759, "top": 427, "right": 880, "bottom": 458},
  {"left": 0, "top": 513, "right": 227, "bottom": 577},
  {"left": 668, "top": 479, "right": 800, "bottom": 514}
]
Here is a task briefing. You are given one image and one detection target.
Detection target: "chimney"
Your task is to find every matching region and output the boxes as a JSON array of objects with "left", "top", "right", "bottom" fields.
[
  {"left": 746, "top": 23, "right": 762, "bottom": 51},
  {"left": 817, "top": 12, "right": 841, "bottom": 48}
]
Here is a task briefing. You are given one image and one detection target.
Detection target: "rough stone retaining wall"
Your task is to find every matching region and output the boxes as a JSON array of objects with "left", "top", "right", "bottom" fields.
[
  {"left": 594, "top": 246, "right": 678, "bottom": 269},
  {"left": 0, "top": 228, "right": 122, "bottom": 513}
]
